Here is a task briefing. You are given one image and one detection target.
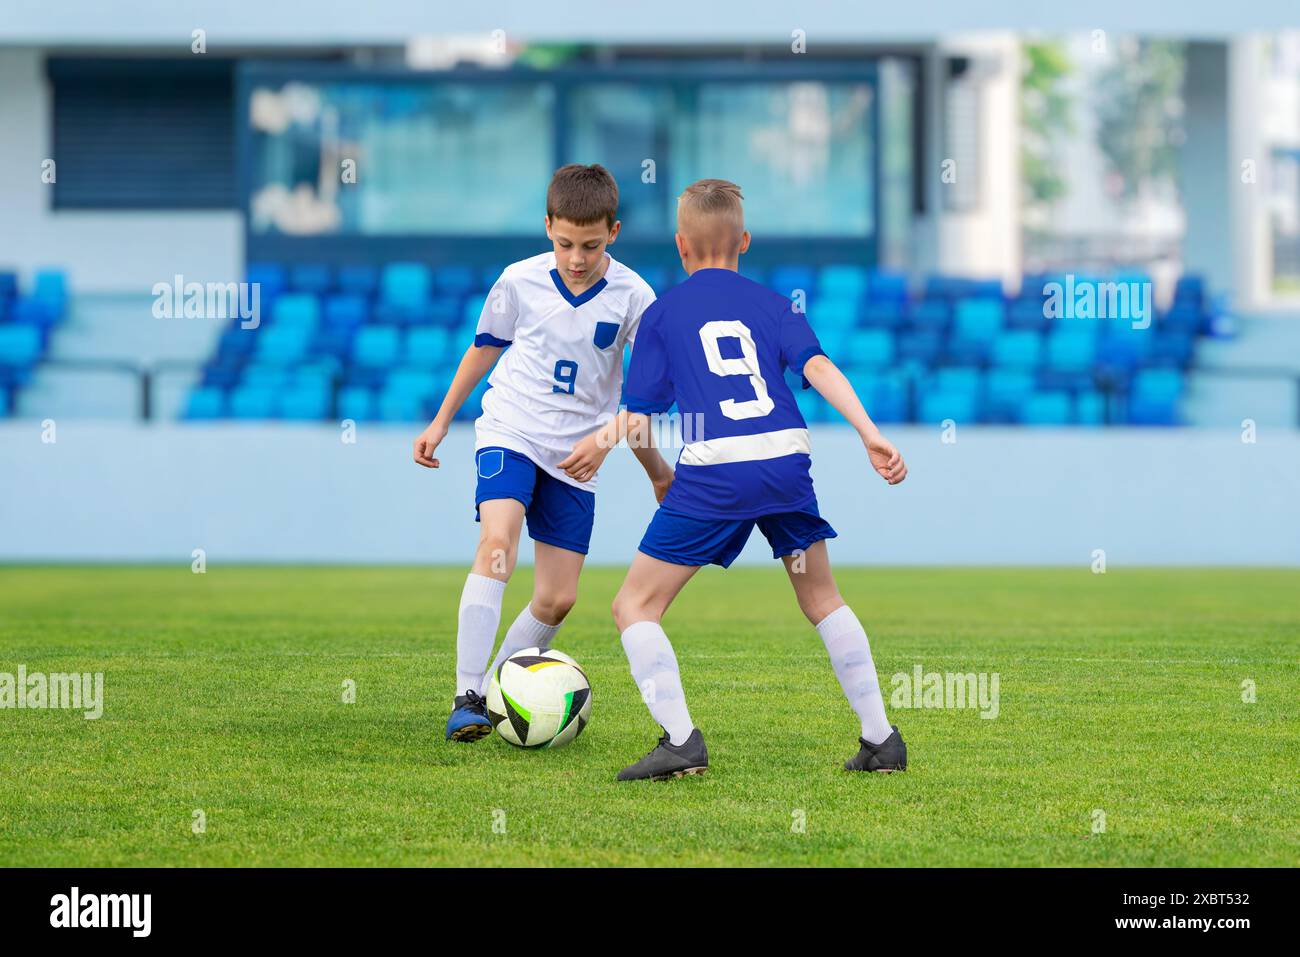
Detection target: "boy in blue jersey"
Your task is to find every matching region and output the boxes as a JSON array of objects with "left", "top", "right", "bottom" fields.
[{"left": 562, "top": 179, "right": 909, "bottom": 780}]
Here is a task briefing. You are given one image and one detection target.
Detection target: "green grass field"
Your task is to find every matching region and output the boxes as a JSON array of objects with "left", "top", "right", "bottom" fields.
[{"left": 1, "top": 565, "right": 1296, "bottom": 867}]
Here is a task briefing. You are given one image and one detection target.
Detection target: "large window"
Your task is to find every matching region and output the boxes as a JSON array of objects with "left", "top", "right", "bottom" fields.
[
  {"left": 247, "top": 82, "right": 554, "bottom": 235},
  {"left": 242, "top": 66, "right": 878, "bottom": 241}
]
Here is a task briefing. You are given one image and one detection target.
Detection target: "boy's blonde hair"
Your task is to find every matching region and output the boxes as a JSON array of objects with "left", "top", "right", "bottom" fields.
[{"left": 677, "top": 179, "right": 745, "bottom": 257}]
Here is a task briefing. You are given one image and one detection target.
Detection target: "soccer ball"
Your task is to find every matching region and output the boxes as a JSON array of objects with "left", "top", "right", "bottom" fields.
[{"left": 486, "top": 647, "right": 592, "bottom": 749}]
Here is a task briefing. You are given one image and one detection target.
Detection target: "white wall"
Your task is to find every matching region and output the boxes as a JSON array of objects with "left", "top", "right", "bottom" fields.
[
  {"left": 3, "top": 422, "right": 1297, "bottom": 565},
  {"left": 2, "top": 0, "right": 1298, "bottom": 45},
  {"left": 0, "top": 48, "right": 243, "bottom": 294}
]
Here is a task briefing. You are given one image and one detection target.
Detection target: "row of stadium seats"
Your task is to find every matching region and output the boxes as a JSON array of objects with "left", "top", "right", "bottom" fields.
[
  {"left": 0, "top": 270, "right": 68, "bottom": 414},
  {"left": 185, "top": 261, "right": 1208, "bottom": 426}
]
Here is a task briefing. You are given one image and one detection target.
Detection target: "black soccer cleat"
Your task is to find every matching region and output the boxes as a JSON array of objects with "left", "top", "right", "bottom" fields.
[
  {"left": 445, "top": 689, "right": 493, "bottom": 742},
  {"left": 844, "top": 725, "right": 907, "bottom": 773},
  {"left": 617, "top": 728, "right": 709, "bottom": 781}
]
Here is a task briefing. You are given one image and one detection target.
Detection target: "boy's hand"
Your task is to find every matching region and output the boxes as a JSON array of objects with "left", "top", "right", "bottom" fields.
[
  {"left": 558, "top": 432, "right": 611, "bottom": 484},
  {"left": 413, "top": 420, "right": 448, "bottom": 469},
  {"left": 651, "top": 468, "right": 674, "bottom": 503},
  {"left": 864, "top": 429, "right": 907, "bottom": 485}
]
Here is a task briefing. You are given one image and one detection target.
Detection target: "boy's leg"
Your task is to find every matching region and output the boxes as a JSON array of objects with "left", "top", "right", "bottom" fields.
[
  {"left": 447, "top": 497, "right": 524, "bottom": 742},
  {"left": 781, "top": 540, "right": 896, "bottom": 750},
  {"left": 479, "top": 541, "right": 583, "bottom": 694},
  {"left": 612, "top": 552, "right": 702, "bottom": 747}
]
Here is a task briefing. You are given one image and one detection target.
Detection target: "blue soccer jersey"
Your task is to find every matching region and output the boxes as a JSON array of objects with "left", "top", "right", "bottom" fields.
[{"left": 623, "top": 268, "right": 826, "bottom": 520}]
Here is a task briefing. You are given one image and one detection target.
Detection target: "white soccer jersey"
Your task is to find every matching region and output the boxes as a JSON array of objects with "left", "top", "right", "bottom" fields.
[{"left": 474, "top": 251, "right": 656, "bottom": 490}]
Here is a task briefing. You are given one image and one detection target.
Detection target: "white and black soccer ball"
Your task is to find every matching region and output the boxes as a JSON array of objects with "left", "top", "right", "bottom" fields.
[{"left": 486, "top": 647, "right": 592, "bottom": 749}]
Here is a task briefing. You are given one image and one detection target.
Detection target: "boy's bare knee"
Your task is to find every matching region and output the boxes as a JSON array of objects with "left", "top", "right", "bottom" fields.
[
  {"left": 532, "top": 591, "right": 576, "bottom": 626},
  {"left": 611, "top": 591, "right": 651, "bottom": 633},
  {"left": 801, "top": 591, "right": 845, "bottom": 626}
]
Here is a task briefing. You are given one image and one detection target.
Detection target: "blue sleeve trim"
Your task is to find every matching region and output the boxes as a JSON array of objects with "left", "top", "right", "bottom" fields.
[
  {"left": 624, "top": 394, "right": 674, "bottom": 415},
  {"left": 473, "top": 332, "right": 512, "bottom": 348},
  {"left": 793, "top": 347, "right": 827, "bottom": 389}
]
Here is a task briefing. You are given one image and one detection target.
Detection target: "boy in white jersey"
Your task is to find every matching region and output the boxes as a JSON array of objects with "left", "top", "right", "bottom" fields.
[{"left": 413, "top": 164, "right": 672, "bottom": 742}]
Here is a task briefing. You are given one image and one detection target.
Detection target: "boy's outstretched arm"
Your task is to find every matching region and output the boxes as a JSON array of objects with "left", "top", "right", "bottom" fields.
[
  {"left": 412, "top": 343, "right": 502, "bottom": 468},
  {"left": 802, "top": 354, "right": 908, "bottom": 485},
  {"left": 558, "top": 409, "right": 674, "bottom": 501}
]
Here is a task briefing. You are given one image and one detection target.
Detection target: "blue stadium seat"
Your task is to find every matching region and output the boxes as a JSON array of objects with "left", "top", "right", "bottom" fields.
[
  {"left": 246, "top": 263, "right": 287, "bottom": 300},
  {"left": 991, "top": 330, "right": 1042, "bottom": 370},
  {"left": 242, "top": 364, "right": 291, "bottom": 388},
  {"left": 463, "top": 294, "right": 488, "bottom": 327},
  {"left": 848, "top": 372, "right": 909, "bottom": 423},
  {"left": 1149, "top": 329, "right": 1194, "bottom": 367},
  {"left": 1173, "top": 275, "right": 1205, "bottom": 310},
  {"left": 1127, "top": 369, "right": 1183, "bottom": 426},
  {"left": 896, "top": 330, "right": 943, "bottom": 366},
  {"left": 0, "top": 271, "right": 17, "bottom": 302},
  {"left": 919, "top": 390, "right": 978, "bottom": 425},
  {"left": 229, "top": 384, "right": 276, "bottom": 419},
  {"left": 1007, "top": 297, "right": 1051, "bottom": 331},
  {"left": 353, "top": 327, "right": 402, "bottom": 368},
  {"left": 271, "top": 294, "right": 321, "bottom": 330},
  {"left": 434, "top": 265, "right": 475, "bottom": 298},
  {"left": 11, "top": 299, "right": 59, "bottom": 328},
  {"left": 406, "top": 327, "right": 452, "bottom": 365},
  {"left": 378, "top": 389, "right": 424, "bottom": 422},
  {"left": 338, "top": 386, "right": 376, "bottom": 422},
  {"left": 0, "top": 325, "right": 42, "bottom": 367},
  {"left": 1019, "top": 391, "right": 1072, "bottom": 426},
  {"left": 1075, "top": 390, "right": 1106, "bottom": 426},
  {"left": 185, "top": 386, "right": 226, "bottom": 420},
  {"left": 1045, "top": 329, "right": 1096, "bottom": 374},
  {"left": 866, "top": 271, "right": 908, "bottom": 303},
  {"left": 288, "top": 264, "right": 332, "bottom": 295},
  {"left": 1162, "top": 304, "right": 1202, "bottom": 335},
  {"left": 381, "top": 262, "right": 432, "bottom": 309},
  {"left": 842, "top": 330, "right": 895, "bottom": 370},
  {"left": 323, "top": 294, "right": 369, "bottom": 329},
  {"left": 813, "top": 297, "right": 857, "bottom": 332},
  {"left": 32, "top": 269, "right": 68, "bottom": 313},
  {"left": 201, "top": 359, "right": 243, "bottom": 389},
  {"left": 1098, "top": 322, "right": 1154, "bottom": 372},
  {"left": 860, "top": 301, "right": 904, "bottom": 330},
  {"left": 278, "top": 384, "right": 331, "bottom": 420},
  {"left": 984, "top": 369, "right": 1035, "bottom": 422},
  {"left": 428, "top": 299, "right": 461, "bottom": 328},
  {"left": 337, "top": 264, "right": 380, "bottom": 298},
  {"left": 819, "top": 264, "right": 869, "bottom": 301},
  {"left": 949, "top": 299, "right": 1004, "bottom": 363},
  {"left": 907, "top": 299, "right": 950, "bottom": 331},
  {"left": 770, "top": 265, "right": 815, "bottom": 297},
  {"left": 255, "top": 326, "right": 311, "bottom": 365}
]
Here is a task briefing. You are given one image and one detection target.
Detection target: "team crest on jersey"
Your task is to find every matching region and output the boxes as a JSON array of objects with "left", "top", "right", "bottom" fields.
[{"left": 593, "top": 321, "right": 620, "bottom": 349}]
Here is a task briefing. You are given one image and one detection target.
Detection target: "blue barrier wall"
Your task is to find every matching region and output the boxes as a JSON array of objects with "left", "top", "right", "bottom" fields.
[{"left": 3, "top": 422, "right": 1297, "bottom": 565}]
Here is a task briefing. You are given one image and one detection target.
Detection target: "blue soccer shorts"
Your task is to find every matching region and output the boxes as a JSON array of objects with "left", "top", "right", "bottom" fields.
[
  {"left": 474, "top": 446, "right": 595, "bottom": 555},
  {"left": 638, "top": 502, "right": 838, "bottom": 568}
]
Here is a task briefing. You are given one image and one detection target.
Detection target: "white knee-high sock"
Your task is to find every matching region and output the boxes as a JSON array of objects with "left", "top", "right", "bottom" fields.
[
  {"left": 621, "top": 621, "right": 694, "bottom": 746},
  {"left": 478, "top": 604, "right": 561, "bottom": 695},
  {"left": 816, "top": 604, "right": 893, "bottom": 745},
  {"left": 456, "top": 573, "right": 507, "bottom": 696}
]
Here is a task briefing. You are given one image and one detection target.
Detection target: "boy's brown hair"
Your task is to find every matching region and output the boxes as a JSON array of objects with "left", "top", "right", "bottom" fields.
[
  {"left": 547, "top": 164, "right": 619, "bottom": 228},
  {"left": 677, "top": 179, "right": 746, "bottom": 255}
]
